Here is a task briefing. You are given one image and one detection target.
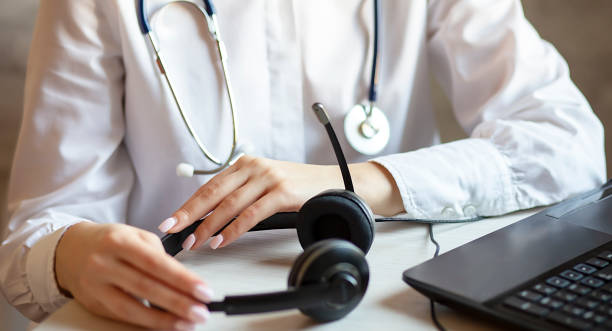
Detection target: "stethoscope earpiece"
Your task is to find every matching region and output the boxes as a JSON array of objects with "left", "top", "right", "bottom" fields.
[
  {"left": 176, "top": 141, "right": 255, "bottom": 178},
  {"left": 176, "top": 162, "right": 195, "bottom": 177}
]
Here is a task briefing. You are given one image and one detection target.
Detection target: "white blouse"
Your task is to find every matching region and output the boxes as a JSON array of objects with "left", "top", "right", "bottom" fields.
[{"left": 0, "top": 0, "right": 605, "bottom": 322}]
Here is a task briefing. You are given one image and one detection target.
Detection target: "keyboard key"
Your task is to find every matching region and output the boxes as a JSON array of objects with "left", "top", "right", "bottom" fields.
[
  {"left": 568, "top": 283, "right": 592, "bottom": 296},
  {"left": 591, "top": 290, "right": 612, "bottom": 303},
  {"left": 596, "top": 304, "right": 612, "bottom": 316},
  {"left": 523, "top": 303, "right": 550, "bottom": 317},
  {"left": 593, "top": 319, "right": 612, "bottom": 331},
  {"left": 583, "top": 310, "right": 607, "bottom": 324},
  {"left": 548, "top": 311, "right": 593, "bottom": 330},
  {"left": 554, "top": 290, "right": 578, "bottom": 302},
  {"left": 503, "top": 296, "right": 550, "bottom": 317},
  {"left": 517, "top": 290, "right": 542, "bottom": 302},
  {"left": 504, "top": 296, "right": 529, "bottom": 310},
  {"left": 562, "top": 304, "right": 585, "bottom": 317},
  {"left": 594, "top": 314, "right": 608, "bottom": 324},
  {"left": 540, "top": 297, "right": 564, "bottom": 309},
  {"left": 587, "top": 258, "right": 610, "bottom": 269},
  {"left": 575, "top": 263, "right": 598, "bottom": 274},
  {"left": 582, "top": 276, "right": 606, "bottom": 288},
  {"left": 533, "top": 283, "right": 557, "bottom": 296},
  {"left": 597, "top": 251, "right": 612, "bottom": 261},
  {"left": 547, "top": 276, "right": 571, "bottom": 288},
  {"left": 595, "top": 265, "right": 612, "bottom": 281},
  {"left": 560, "top": 269, "right": 584, "bottom": 281},
  {"left": 577, "top": 297, "right": 600, "bottom": 310}
]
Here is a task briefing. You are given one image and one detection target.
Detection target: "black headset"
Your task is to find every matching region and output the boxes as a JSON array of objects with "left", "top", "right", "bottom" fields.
[
  {"left": 161, "top": 103, "right": 479, "bottom": 321},
  {"left": 160, "top": 104, "right": 374, "bottom": 322},
  {"left": 162, "top": 103, "right": 480, "bottom": 257}
]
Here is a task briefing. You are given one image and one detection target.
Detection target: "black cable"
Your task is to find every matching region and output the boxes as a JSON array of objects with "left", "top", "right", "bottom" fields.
[
  {"left": 430, "top": 300, "right": 446, "bottom": 331},
  {"left": 428, "top": 223, "right": 441, "bottom": 258},
  {"left": 376, "top": 216, "right": 481, "bottom": 224},
  {"left": 428, "top": 223, "right": 447, "bottom": 331}
]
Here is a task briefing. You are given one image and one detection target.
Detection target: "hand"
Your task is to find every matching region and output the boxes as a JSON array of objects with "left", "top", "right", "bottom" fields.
[
  {"left": 159, "top": 156, "right": 345, "bottom": 250},
  {"left": 158, "top": 156, "right": 403, "bottom": 250},
  {"left": 55, "top": 222, "right": 213, "bottom": 331}
]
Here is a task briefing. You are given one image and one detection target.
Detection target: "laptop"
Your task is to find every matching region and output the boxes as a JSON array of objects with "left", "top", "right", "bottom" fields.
[{"left": 403, "top": 179, "right": 612, "bottom": 331}]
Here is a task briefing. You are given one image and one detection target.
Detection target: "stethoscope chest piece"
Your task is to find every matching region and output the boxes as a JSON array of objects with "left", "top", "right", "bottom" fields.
[{"left": 344, "top": 104, "right": 390, "bottom": 155}]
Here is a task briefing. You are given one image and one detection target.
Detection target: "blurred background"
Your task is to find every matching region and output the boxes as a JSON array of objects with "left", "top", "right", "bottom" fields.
[{"left": 1, "top": 1, "right": 611, "bottom": 330}]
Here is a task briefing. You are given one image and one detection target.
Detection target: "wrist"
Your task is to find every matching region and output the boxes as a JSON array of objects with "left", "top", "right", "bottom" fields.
[
  {"left": 54, "top": 222, "right": 90, "bottom": 297},
  {"left": 349, "top": 162, "right": 404, "bottom": 216}
]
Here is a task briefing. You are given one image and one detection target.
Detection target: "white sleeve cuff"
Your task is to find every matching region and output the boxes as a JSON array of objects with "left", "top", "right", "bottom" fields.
[
  {"left": 25, "top": 226, "right": 72, "bottom": 314},
  {"left": 372, "top": 138, "right": 517, "bottom": 220}
]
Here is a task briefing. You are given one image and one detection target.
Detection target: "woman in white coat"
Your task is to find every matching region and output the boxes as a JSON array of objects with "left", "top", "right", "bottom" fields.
[{"left": 0, "top": 0, "right": 605, "bottom": 330}]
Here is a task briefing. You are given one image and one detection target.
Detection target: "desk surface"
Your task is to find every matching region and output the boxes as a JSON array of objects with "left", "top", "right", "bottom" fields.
[{"left": 36, "top": 210, "right": 537, "bottom": 331}]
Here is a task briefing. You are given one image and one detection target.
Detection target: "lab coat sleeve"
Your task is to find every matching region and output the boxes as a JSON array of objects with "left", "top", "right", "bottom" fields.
[
  {"left": 373, "top": 0, "right": 606, "bottom": 219},
  {"left": 0, "top": 0, "right": 133, "bottom": 321}
]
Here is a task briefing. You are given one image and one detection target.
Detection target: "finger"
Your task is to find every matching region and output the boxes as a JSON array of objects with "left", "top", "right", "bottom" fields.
[
  {"left": 191, "top": 178, "right": 269, "bottom": 249},
  {"left": 138, "top": 228, "right": 166, "bottom": 251},
  {"left": 164, "top": 166, "right": 251, "bottom": 233},
  {"left": 218, "top": 190, "right": 290, "bottom": 248},
  {"left": 109, "top": 259, "right": 209, "bottom": 324},
  {"left": 116, "top": 239, "right": 213, "bottom": 303},
  {"left": 101, "top": 285, "right": 197, "bottom": 331}
]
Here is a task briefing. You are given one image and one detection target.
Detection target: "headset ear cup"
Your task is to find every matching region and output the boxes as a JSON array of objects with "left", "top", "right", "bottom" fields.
[
  {"left": 297, "top": 189, "right": 375, "bottom": 254},
  {"left": 287, "top": 239, "right": 369, "bottom": 322}
]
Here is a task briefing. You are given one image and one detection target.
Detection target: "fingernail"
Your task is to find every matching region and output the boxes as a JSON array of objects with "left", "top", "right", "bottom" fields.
[
  {"left": 175, "top": 321, "right": 196, "bottom": 331},
  {"left": 182, "top": 234, "right": 196, "bottom": 250},
  {"left": 158, "top": 217, "right": 177, "bottom": 233},
  {"left": 209, "top": 235, "right": 223, "bottom": 250},
  {"left": 189, "top": 305, "right": 210, "bottom": 323},
  {"left": 194, "top": 284, "right": 214, "bottom": 302}
]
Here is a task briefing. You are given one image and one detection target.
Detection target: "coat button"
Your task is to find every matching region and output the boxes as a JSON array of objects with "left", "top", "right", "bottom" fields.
[
  {"left": 441, "top": 207, "right": 457, "bottom": 218},
  {"left": 463, "top": 205, "right": 477, "bottom": 217}
]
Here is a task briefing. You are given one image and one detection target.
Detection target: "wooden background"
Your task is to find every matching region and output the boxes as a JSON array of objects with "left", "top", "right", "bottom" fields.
[{"left": 1, "top": 1, "right": 611, "bottom": 329}]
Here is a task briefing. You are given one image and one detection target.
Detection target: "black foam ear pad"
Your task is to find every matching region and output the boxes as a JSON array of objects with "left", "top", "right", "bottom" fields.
[
  {"left": 297, "top": 189, "right": 375, "bottom": 254},
  {"left": 287, "top": 239, "right": 369, "bottom": 322}
]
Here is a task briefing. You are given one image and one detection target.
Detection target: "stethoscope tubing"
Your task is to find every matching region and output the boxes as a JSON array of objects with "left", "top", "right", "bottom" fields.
[
  {"left": 368, "top": 0, "right": 380, "bottom": 108},
  {"left": 137, "top": 0, "right": 384, "bottom": 173},
  {"left": 137, "top": 0, "right": 239, "bottom": 173},
  {"left": 137, "top": 0, "right": 215, "bottom": 34}
]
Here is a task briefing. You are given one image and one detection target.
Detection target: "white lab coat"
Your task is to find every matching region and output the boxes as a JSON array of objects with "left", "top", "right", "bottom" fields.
[{"left": 0, "top": 0, "right": 605, "bottom": 322}]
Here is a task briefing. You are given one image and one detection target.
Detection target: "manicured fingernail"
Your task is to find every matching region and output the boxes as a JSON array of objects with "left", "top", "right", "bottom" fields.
[
  {"left": 158, "top": 217, "right": 177, "bottom": 233},
  {"left": 182, "top": 234, "right": 196, "bottom": 250},
  {"left": 175, "top": 321, "right": 196, "bottom": 331},
  {"left": 194, "top": 284, "right": 214, "bottom": 302},
  {"left": 209, "top": 235, "right": 223, "bottom": 250},
  {"left": 189, "top": 305, "right": 210, "bottom": 323}
]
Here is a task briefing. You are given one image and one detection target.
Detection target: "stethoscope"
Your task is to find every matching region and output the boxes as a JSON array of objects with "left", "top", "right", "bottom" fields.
[
  {"left": 137, "top": 0, "right": 391, "bottom": 175},
  {"left": 343, "top": 0, "right": 391, "bottom": 156}
]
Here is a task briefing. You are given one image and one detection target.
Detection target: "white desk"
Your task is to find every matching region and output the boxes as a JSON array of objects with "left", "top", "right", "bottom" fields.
[{"left": 36, "top": 210, "right": 538, "bottom": 331}]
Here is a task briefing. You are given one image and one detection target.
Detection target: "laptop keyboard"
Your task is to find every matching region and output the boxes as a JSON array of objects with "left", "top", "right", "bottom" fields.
[{"left": 501, "top": 249, "right": 612, "bottom": 330}]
